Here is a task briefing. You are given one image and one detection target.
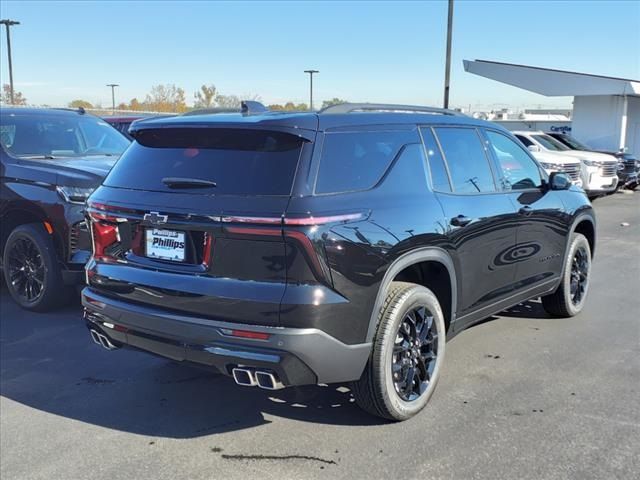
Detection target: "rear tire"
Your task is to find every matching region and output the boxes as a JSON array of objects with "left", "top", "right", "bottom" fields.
[
  {"left": 541, "top": 233, "right": 591, "bottom": 317},
  {"left": 3, "top": 223, "right": 69, "bottom": 312},
  {"left": 352, "top": 282, "right": 446, "bottom": 421}
]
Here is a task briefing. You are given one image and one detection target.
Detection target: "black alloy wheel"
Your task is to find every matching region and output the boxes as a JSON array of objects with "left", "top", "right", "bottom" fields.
[
  {"left": 3, "top": 223, "right": 69, "bottom": 312},
  {"left": 7, "top": 236, "right": 46, "bottom": 303},
  {"left": 392, "top": 306, "right": 439, "bottom": 402},
  {"left": 570, "top": 245, "right": 589, "bottom": 306}
]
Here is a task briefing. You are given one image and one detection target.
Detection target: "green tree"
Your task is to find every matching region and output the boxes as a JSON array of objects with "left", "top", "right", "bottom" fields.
[
  {"left": 268, "top": 102, "right": 308, "bottom": 111},
  {"left": 321, "top": 98, "right": 347, "bottom": 109},
  {"left": 0, "top": 84, "right": 27, "bottom": 105},
  {"left": 143, "top": 84, "right": 187, "bottom": 112},
  {"left": 194, "top": 84, "right": 217, "bottom": 108},
  {"left": 68, "top": 99, "right": 93, "bottom": 109}
]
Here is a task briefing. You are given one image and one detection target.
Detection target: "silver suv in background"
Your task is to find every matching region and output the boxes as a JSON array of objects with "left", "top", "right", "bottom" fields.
[{"left": 513, "top": 131, "right": 618, "bottom": 198}]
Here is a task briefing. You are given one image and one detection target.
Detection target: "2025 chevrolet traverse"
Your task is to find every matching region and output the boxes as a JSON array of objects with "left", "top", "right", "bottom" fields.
[{"left": 82, "top": 102, "right": 595, "bottom": 421}]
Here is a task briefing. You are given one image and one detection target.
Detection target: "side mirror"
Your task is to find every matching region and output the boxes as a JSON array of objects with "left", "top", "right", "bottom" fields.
[
  {"left": 527, "top": 145, "right": 541, "bottom": 153},
  {"left": 548, "top": 171, "right": 572, "bottom": 190}
]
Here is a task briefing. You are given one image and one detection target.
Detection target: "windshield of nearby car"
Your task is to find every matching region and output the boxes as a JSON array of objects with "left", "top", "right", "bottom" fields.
[
  {"left": 0, "top": 112, "right": 130, "bottom": 158},
  {"left": 532, "top": 134, "right": 570, "bottom": 151},
  {"left": 555, "top": 134, "right": 591, "bottom": 151}
]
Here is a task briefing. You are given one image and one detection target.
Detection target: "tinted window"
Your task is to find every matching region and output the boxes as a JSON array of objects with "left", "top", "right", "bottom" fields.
[
  {"left": 420, "top": 128, "right": 451, "bottom": 192},
  {"left": 532, "top": 134, "right": 570, "bottom": 151},
  {"left": 515, "top": 134, "right": 534, "bottom": 147},
  {"left": 486, "top": 131, "right": 542, "bottom": 190},
  {"left": 0, "top": 113, "right": 129, "bottom": 158},
  {"left": 315, "top": 131, "right": 406, "bottom": 194},
  {"left": 551, "top": 134, "right": 589, "bottom": 151},
  {"left": 434, "top": 127, "right": 496, "bottom": 193},
  {"left": 104, "top": 128, "right": 303, "bottom": 195}
]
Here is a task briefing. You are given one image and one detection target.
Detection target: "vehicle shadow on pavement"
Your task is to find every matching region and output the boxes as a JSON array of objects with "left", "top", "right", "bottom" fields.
[
  {"left": 0, "top": 291, "right": 385, "bottom": 439},
  {"left": 500, "top": 299, "right": 550, "bottom": 319}
]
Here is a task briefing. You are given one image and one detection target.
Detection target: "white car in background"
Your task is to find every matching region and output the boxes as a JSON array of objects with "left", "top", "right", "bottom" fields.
[
  {"left": 513, "top": 131, "right": 618, "bottom": 197},
  {"left": 510, "top": 132, "right": 582, "bottom": 187}
]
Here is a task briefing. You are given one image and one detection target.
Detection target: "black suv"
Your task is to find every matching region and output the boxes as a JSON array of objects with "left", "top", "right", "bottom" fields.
[
  {"left": 82, "top": 102, "right": 595, "bottom": 420},
  {"left": 1, "top": 107, "right": 130, "bottom": 310}
]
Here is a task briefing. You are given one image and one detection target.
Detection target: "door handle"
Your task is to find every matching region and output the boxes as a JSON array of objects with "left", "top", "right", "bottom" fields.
[
  {"left": 451, "top": 215, "right": 472, "bottom": 227},
  {"left": 519, "top": 206, "right": 534, "bottom": 216}
]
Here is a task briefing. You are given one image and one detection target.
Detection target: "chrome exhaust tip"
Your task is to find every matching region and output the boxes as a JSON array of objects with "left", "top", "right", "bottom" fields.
[
  {"left": 90, "top": 329, "right": 102, "bottom": 346},
  {"left": 89, "top": 329, "right": 119, "bottom": 351},
  {"left": 255, "top": 371, "right": 285, "bottom": 390},
  {"left": 232, "top": 367, "right": 257, "bottom": 387}
]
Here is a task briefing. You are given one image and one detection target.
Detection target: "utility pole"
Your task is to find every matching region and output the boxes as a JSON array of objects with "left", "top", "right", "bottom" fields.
[
  {"left": 106, "top": 84, "right": 119, "bottom": 112},
  {"left": 304, "top": 70, "right": 319, "bottom": 111},
  {"left": 1, "top": 19, "right": 20, "bottom": 105},
  {"left": 443, "top": 0, "right": 454, "bottom": 109}
]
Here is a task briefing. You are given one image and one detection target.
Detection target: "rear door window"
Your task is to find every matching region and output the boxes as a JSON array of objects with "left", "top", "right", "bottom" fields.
[
  {"left": 103, "top": 128, "right": 305, "bottom": 195},
  {"left": 433, "top": 127, "right": 496, "bottom": 193},
  {"left": 315, "top": 131, "right": 408, "bottom": 194}
]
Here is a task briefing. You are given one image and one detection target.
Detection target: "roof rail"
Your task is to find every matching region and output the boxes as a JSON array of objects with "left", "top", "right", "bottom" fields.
[{"left": 319, "top": 102, "right": 464, "bottom": 116}]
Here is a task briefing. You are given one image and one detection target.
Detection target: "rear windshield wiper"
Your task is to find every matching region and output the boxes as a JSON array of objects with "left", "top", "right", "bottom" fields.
[
  {"left": 162, "top": 177, "right": 218, "bottom": 189},
  {"left": 17, "top": 154, "right": 57, "bottom": 160}
]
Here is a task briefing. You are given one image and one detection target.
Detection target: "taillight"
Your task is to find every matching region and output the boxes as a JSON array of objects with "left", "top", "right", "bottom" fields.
[{"left": 90, "top": 220, "right": 118, "bottom": 260}]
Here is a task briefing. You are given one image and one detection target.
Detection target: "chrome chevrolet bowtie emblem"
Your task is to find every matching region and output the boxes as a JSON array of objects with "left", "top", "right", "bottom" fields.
[{"left": 143, "top": 212, "right": 168, "bottom": 225}]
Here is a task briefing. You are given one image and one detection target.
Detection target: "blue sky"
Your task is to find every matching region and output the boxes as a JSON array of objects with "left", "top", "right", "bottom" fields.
[{"left": 1, "top": 0, "right": 638, "bottom": 110}]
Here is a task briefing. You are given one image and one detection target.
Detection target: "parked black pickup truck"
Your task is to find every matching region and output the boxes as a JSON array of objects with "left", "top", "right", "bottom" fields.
[{"left": 1, "top": 107, "right": 130, "bottom": 311}]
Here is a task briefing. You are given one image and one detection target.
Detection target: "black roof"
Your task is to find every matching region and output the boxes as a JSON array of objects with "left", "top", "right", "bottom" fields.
[{"left": 129, "top": 102, "right": 498, "bottom": 135}]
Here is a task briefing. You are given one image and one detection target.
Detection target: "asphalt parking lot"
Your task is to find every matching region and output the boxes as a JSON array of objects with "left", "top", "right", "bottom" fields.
[{"left": 1, "top": 192, "right": 638, "bottom": 480}]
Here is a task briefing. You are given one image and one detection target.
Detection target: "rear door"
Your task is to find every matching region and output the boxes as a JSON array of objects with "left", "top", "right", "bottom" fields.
[
  {"left": 483, "top": 128, "right": 571, "bottom": 290},
  {"left": 86, "top": 127, "right": 311, "bottom": 326},
  {"left": 421, "top": 126, "right": 520, "bottom": 323}
]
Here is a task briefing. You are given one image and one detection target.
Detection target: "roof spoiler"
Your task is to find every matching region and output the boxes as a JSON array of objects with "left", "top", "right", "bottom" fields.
[
  {"left": 319, "top": 102, "right": 465, "bottom": 116},
  {"left": 181, "top": 101, "right": 269, "bottom": 117}
]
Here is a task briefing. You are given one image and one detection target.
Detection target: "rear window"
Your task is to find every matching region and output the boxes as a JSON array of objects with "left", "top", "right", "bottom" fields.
[
  {"left": 103, "top": 128, "right": 304, "bottom": 195},
  {"left": 315, "top": 131, "right": 407, "bottom": 194}
]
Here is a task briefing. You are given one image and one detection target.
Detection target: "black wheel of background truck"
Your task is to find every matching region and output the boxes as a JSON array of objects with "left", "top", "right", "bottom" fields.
[
  {"left": 3, "top": 223, "right": 68, "bottom": 312},
  {"left": 541, "top": 233, "right": 591, "bottom": 317},
  {"left": 352, "top": 281, "right": 446, "bottom": 421}
]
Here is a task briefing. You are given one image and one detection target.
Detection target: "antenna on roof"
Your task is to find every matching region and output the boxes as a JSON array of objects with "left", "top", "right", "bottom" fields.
[{"left": 241, "top": 101, "right": 269, "bottom": 116}]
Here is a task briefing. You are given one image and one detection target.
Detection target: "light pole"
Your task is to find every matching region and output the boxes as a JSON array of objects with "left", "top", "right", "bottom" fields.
[
  {"left": 304, "top": 69, "right": 319, "bottom": 111},
  {"left": 106, "top": 83, "right": 119, "bottom": 112},
  {"left": 443, "top": 0, "right": 454, "bottom": 109},
  {"left": 1, "top": 19, "right": 20, "bottom": 105}
]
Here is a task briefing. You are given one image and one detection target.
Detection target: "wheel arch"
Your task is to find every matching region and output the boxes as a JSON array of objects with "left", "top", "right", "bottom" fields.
[
  {"left": 1, "top": 206, "right": 62, "bottom": 261},
  {"left": 572, "top": 214, "right": 596, "bottom": 257},
  {"left": 365, "top": 247, "right": 457, "bottom": 342}
]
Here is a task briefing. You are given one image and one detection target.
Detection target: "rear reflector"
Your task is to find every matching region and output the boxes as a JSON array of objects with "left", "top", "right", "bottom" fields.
[{"left": 220, "top": 328, "right": 270, "bottom": 340}]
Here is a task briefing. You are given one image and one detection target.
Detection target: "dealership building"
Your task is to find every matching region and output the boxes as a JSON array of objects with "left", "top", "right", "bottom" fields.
[{"left": 464, "top": 59, "right": 640, "bottom": 156}]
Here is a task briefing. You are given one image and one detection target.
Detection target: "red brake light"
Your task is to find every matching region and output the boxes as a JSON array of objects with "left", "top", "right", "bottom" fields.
[{"left": 91, "top": 221, "right": 118, "bottom": 259}]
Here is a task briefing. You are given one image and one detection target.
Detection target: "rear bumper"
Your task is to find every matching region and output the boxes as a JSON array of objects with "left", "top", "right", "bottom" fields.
[{"left": 82, "top": 288, "right": 371, "bottom": 386}]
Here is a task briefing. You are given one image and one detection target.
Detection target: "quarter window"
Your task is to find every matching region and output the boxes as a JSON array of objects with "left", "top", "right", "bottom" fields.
[
  {"left": 486, "top": 131, "right": 542, "bottom": 190},
  {"left": 433, "top": 127, "right": 496, "bottom": 193},
  {"left": 315, "top": 131, "right": 406, "bottom": 194}
]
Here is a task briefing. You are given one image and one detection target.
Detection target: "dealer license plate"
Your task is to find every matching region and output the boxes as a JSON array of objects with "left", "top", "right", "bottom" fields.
[{"left": 145, "top": 229, "right": 186, "bottom": 262}]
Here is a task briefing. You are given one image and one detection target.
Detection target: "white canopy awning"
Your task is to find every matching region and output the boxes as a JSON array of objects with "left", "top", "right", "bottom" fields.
[{"left": 463, "top": 60, "right": 640, "bottom": 97}]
